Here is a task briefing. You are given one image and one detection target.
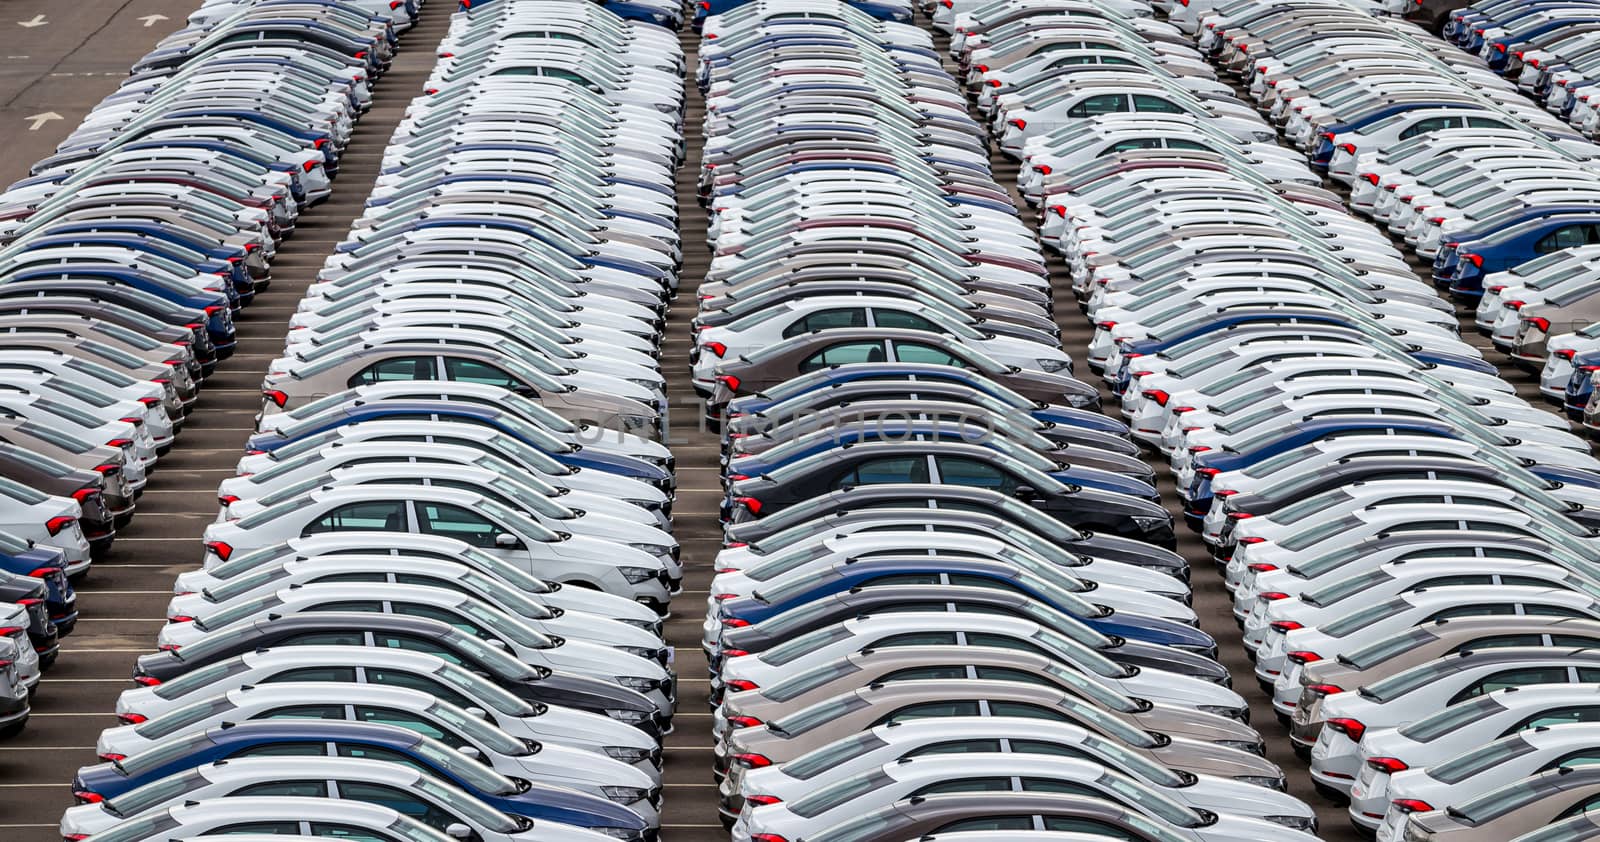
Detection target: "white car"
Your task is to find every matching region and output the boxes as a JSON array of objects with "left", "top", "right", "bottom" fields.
[
  {"left": 0, "top": 476, "right": 91, "bottom": 576},
  {"left": 81, "top": 797, "right": 452, "bottom": 842},
  {"left": 94, "top": 683, "right": 661, "bottom": 822}
]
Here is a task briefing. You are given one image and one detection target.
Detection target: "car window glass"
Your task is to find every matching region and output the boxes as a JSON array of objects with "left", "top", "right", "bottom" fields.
[
  {"left": 232, "top": 780, "right": 330, "bottom": 798},
  {"left": 975, "top": 666, "right": 1052, "bottom": 687},
  {"left": 906, "top": 739, "right": 1005, "bottom": 756},
  {"left": 1451, "top": 666, "right": 1571, "bottom": 703},
  {"left": 912, "top": 777, "right": 1013, "bottom": 796},
  {"left": 874, "top": 310, "right": 941, "bottom": 332},
  {"left": 939, "top": 816, "right": 1035, "bottom": 831},
  {"left": 262, "top": 704, "right": 346, "bottom": 720},
  {"left": 988, "top": 701, "right": 1065, "bottom": 720},
  {"left": 1538, "top": 226, "right": 1592, "bottom": 254},
  {"left": 349, "top": 357, "right": 436, "bottom": 387},
  {"left": 800, "top": 341, "right": 884, "bottom": 373},
  {"left": 1067, "top": 93, "right": 1126, "bottom": 117},
  {"left": 1042, "top": 818, "right": 1141, "bottom": 839},
  {"left": 309, "top": 822, "right": 392, "bottom": 841},
  {"left": 365, "top": 667, "right": 473, "bottom": 709},
  {"left": 880, "top": 700, "right": 981, "bottom": 723},
  {"left": 1511, "top": 705, "right": 1600, "bottom": 732},
  {"left": 443, "top": 358, "right": 519, "bottom": 389},
  {"left": 1397, "top": 116, "right": 1462, "bottom": 140},
  {"left": 784, "top": 309, "right": 867, "bottom": 339},
  {"left": 231, "top": 742, "right": 329, "bottom": 758},
  {"left": 338, "top": 781, "right": 457, "bottom": 831},
  {"left": 1132, "top": 94, "right": 1184, "bottom": 114},
  {"left": 1426, "top": 604, "right": 1520, "bottom": 621},
  {"left": 894, "top": 342, "right": 963, "bottom": 367},
  {"left": 353, "top": 706, "right": 465, "bottom": 749},
  {"left": 266, "top": 666, "right": 359, "bottom": 683},
  {"left": 307, "top": 500, "right": 407, "bottom": 534},
  {"left": 875, "top": 631, "right": 961, "bottom": 647},
  {"left": 881, "top": 665, "right": 968, "bottom": 682},
  {"left": 219, "top": 822, "right": 303, "bottom": 835},
  {"left": 335, "top": 743, "right": 431, "bottom": 774},
  {"left": 416, "top": 502, "right": 500, "bottom": 548},
  {"left": 966, "top": 632, "right": 1046, "bottom": 654},
  {"left": 834, "top": 456, "right": 930, "bottom": 489},
  {"left": 937, "top": 457, "right": 1017, "bottom": 492}
]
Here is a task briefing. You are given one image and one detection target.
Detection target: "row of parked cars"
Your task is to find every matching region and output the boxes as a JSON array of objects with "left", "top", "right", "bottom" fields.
[
  {"left": 0, "top": 0, "right": 423, "bottom": 741},
  {"left": 691, "top": 3, "right": 1330, "bottom": 841},
  {"left": 52, "top": 0, "right": 692, "bottom": 840},
  {"left": 970, "top": 0, "right": 1600, "bottom": 838}
]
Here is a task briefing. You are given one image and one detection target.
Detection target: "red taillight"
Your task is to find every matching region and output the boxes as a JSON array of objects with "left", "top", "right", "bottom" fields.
[
  {"left": 205, "top": 541, "right": 233, "bottom": 561},
  {"left": 1270, "top": 620, "right": 1303, "bottom": 633},
  {"left": 1367, "top": 757, "right": 1408, "bottom": 774},
  {"left": 107, "top": 438, "right": 133, "bottom": 448},
  {"left": 133, "top": 675, "right": 161, "bottom": 687},
  {"left": 735, "top": 497, "right": 763, "bottom": 515},
  {"left": 157, "top": 644, "right": 181, "bottom": 652},
  {"left": 723, "top": 649, "right": 749, "bottom": 658},
  {"left": 262, "top": 390, "right": 287, "bottom": 408},
  {"left": 706, "top": 341, "right": 728, "bottom": 358},
  {"left": 1464, "top": 253, "right": 1484, "bottom": 268},
  {"left": 750, "top": 835, "right": 787, "bottom": 842},
  {"left": 92, "top": 464, "right": 118, "bottom": 476},
  {"left": 1286, "top": 651, "right": 1321, "bottom": 665},
  {"left": 1228, "top": 512, "right": 1254, "bottom": 521},
  {"left": 72, "top": 791, "right": 103, "bottom": 804},
  {"left": 25, "top": 567, "right": 54, "bottom": 578},
  {"left": 0, "top": 627, "right": 22, "bottom": 637},
  {"left": 713, "top": 593, "right": 738, "bottom": 601},
  {"left": 1326, "top": 717, "right": 1366, "bottom": 742},
  {"left": 1009, "top": 119, "right": 1026, "bottom": 130},
  {"left": 44, "top": 516, "right": 74, "bottom": 536},
  {"left": 727, "top": 713, "right": 763, "bottom": 728},
  {"left": 218, "top": 495, "right": 240, "bottom": 505},
  {"left": 716, "top": 374, "right": 741, "bottom": 392},
  {"left": 723, "top": 618, "right": 751, "bottom": 628},
  {"left": 1339, "top": 143, "right": 1356, "bottom": 153},
  {"left": 1259, "top": 592, "right": 1289, "bottom": 601},
  {"left": 1362, "top": 173, "right": 1380, "bottom": 185},
  {"left": 1196, "top": 467, "right": 1220, "bottom": 478},
  {"left": 70, "top": 489, "right": 96, "bottom": 503},
  {"left": 747, "top": 795, "right": 783, "bottom": 806},
  {"left": 1558, "top": 349, "right": 1578, "bottom": 360},
  {"left": 988, "top": 79, "right": 1001, "bottom": 88},
  {"left": 203, "top": 305, "right": 225, "bottom": 317},
  {"left": 116, "top": 713, "right": 147, "bottom": 725},
  {"left": 169, "top": 615, "right": 194, "bottom": 624},
  {"left": 1142, "top": 389, "right": 1170, "bottom": 407},
  {"left": 1505, "top": 300, "right": 1526, "bottom": 310},
  {"left": 726, "top": 679, "right": 759, "bottom": 692},
  {"left": 1306, "top": 683, "right": 1343, "bottom": 697},
  {"left": 1393, "top": 799, "right": 1434, "bottom": 814},
  {"left": 734, "top": 752, "right": 773, "bottom": 768},
  {"left": 303, "top": 160, "right": 317, "bottom": 173},
  {"left": 1530, "top": 317, "right": 1552, "bottom": 333},
  {"left": 137, "top": 397, "right": 162, "bottom": 407},
  {"left": 98, "top": 753, "right": 126, "bottom": 762}
]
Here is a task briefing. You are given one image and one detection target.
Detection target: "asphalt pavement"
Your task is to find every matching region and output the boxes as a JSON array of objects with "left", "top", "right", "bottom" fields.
[{"left": 0, "top": 3, "right": 1566, "bottom": 841}]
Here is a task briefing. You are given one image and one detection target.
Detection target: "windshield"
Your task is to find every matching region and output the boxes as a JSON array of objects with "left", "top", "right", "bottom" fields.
[
  {"left": 1095, "top": 770, "right": 1202, "bottom": 826},
  {"left": 425, "top": 701, "right": 527, "bottom": 756},
  {"left": 758, "top": 623, "right": 855, "bottom": 666},
  {"left": 1399, "top": 696, "right": 1507, "bottom": 742},
  {"left": 783, "top": 731, "right": 889, "bottom": 780},
  {"left": 194, "top": 594, "right": 284, "bottom": 633},
  {"left": 1319, "top": 596, "right": 1408, "bottom": 639},
  {"left": 770, "top": 694, "right": 871, "bottom": 736},
  {"left": 412, "top": 736, "right": 519, "bottom": 794},
  {"left": 413, "top": 775, "right": 520, "bottom": 832},
  {"left": 790, "top": 769, "right": 893, "bottom": 819},
  {"left": 1430, "top": 735, "right": 1538, "bottom": 785},
  {"left": 1341, "top": 625, "right": 1438, "bottom": 670},
  {"left": 102, "top": 769, "right": 205, "bottom": 819}
]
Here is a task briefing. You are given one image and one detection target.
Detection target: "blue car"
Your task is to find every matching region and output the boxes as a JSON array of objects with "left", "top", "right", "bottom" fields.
[
  {"left": 1434, "top": 209, "right": 1600, "bottom": 298},
  {"left": 716, "top": 556, "right": 1215, "bottom": 653},
  {"left": 12, "top": 232, "right": 251, "bottom": 303},
  {"left": 244, "top": 400, "right": 673, "bottom": 489},
  {"left": 1, "top": 266, "right": 235, "bottom": 352},
  {"left": 1311, "top": 102, "right": 1483, "bottom": 168},
  {"left": 0, "top": 533, "right": 73, "bottom": 634},
  {"left": 1565, "top": 348, "right": 1600, "bottom": 418},
  {"left": 71, "top": 721, "right": 651, "bottom": 840}
]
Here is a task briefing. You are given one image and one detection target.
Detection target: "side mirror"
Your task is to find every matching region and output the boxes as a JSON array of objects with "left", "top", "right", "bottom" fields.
[
  {"left": 445, "top": 823, "right": 472, "bottom": 839},
  {"left": 485, "top": 639, "right": 509, "bottom": 651},
  {"left": 456, "top": 745, "right": 482, "bottom": 759},
  {"left": 494, "top": 533, "right": 519, "bottom": 548},
  {"left": 465, "top": 706, "right": 488, "bottom": 719},
  {"left": 1012, "top": 484, "right": 1035, "bottom": 500}
]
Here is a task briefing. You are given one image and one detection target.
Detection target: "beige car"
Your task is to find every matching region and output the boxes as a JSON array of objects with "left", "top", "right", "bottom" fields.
[
  {"left": 715, "top": 644, "right": 1247, "bottom": 739},
  {"left": 1512, "top": 289, "right": 1600, "bottom": 367},
  {"left": 1288, "top": 615, "right": 1600, "bottom": 751},
  {"left": 1403, "top": 765, "right": 1600, "bottom": 840},
  {"left": 716, "top": 679, "right": 1268, "bottom": 794}
]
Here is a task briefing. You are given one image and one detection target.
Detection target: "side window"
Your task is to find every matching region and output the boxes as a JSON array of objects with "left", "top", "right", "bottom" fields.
[
  {"left": 1167, "top": 139, "right": 1211, "bottom": 151},
  {"left": 1132, "top": 94, "right": 1185, "bottom": 114},
  {"left": 879, "top": 701, "right": 982, "bottom": 724},
  {"left": 1397, "top": 116, "right": 1463, "bottom": 140},
  {"left": 911, "top": 777, "right": 1014, "bottom": 796},
  {"left": 229, "top": 742, "right": 329, "bottom": 758},
  {"left": 1523, "top": 605, "right": 1594, "bottom": 618},
  {"left": 905, "top": 739, "right": 1004, "bottom": 756},
  {"left": 334, "top": 743, "right": 432, "bottom": 774},
  {"left": 309, "top": 822, "right": 393, "bottom": 841},
  {"left": 372, "top": 633, "right": 460, "bottom": 664},
  {"left": 442, "top": 358, "right": 520, "bottom": 389},
  {"left": 302, "top": 600, "right": 385, "bottom": 614},
  {"left": 1012, "top": 739, "right": 1089, "bottom": 758},
  {"left": 1426, "top": 604, "right": 1519, "bottom": 621},
  {"left": 365, "top": 667, "right": 473, "bottom": 709},
  {"left": 305, "top": 500, "right": 407, "bottom": 534},
  {"left": 1466, "top": 117, "right": 1511, "bottom": 129},
  {"left": 348, "top": 356, "right": 436, "bottom": 387},
  {"left": 975, "top": 666, "right": 1053, "bottom": 687},
  {"left": 873, "top": 310, "right": 941, "bottom": 332},
  {"left": 1042, "top": 818, "right": 1141, "bottom": 839},
  {"left": 881, "top": 666, "right": 969, "bottom": 682},
  {"left": 391, "top": 603, "right": 485, "bottom": 638},
  {"left": 260, "top": 704, "right": 347, "bottom": 720},
  {"left": 1450, "top": 666, "right": 1570, "bottom": 704},
  {"left": 1554, "top": 751, "right": 1600, "bottom": 769},
  {"left": 1107, "top": 138, "right": 1164, "bottom": 154},
  {"left": 893, "top": 342, "right": 964, "bottom": 367},
  {"left": 1506, "top": 705, "right": 1600, "bottom": 734},
  {"left": 1556, "top": 792, "right": 1600, "bottom": 820},
  {"left": 1537, "top": 225, "right": 1592, "bottom": 254},
  {"left": 1067, "top": 93, "right": 1126, "bottom": 117},
  {"left": 219, "top": 823, "right": 303, "bottom": 835},
  {"left": 874, "top": 631, "right": 961, "bottom": 647},
  {"left": 987, "top": 701, "right": 1066, "bottom": 720},
  {"left": 338, "top": 781, "right": 461, "bottom": 833},
  {"left": 863, "top": 573, "right": 944, "bottom": 587},
  {"left": 966, "top": 633, "right": 1047, "bottom": 655},
  {"left": 282, "top": 631, "right": 366, "bottom": 646},
  {"left": 1555, "top": 635, "right": 1600, "bottom": 647},
  {"left": 939, "top": 817, "right": 1035, "bottom": 832},
  {"left": 315, "top": 572, "right": 390, "bottom": 585},
  {"left": 936, "top": 457, "right": 1019, "bottom": 493},
  {"left": 264, "top": 666, "right": 359, "bottom": 683},
  {"left": 1021, "top": 778, "right": 1097, "bottom": 795},
  {"left": 416, "top": 502, "right": 503, "bottom": 548},
  {"left": 1457, "top": 634, "right": 1547, "bottom": 651},
  {"left": 1417, "top": 575, "right": 1498, "bottom": 588},
  {"left": 783, "top": 308, "right": 867, "bottom": 338},
  {"left": 798, "top": 341, "right": 885, "bottom": 373},
  {"left": 352, "top": 706, "right": 462, "bottom": 748},
  {"left": 232, "top": 780, "right": 330, "bottom": 798},
  {"left": 833, "top": 456, "right": 930, "bottom": 490}
]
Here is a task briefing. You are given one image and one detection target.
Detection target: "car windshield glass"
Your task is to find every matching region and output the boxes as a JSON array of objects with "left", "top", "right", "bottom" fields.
[
  {"left": 1289, "top": 544, "right": 1368, "bottom": 579},
  {"left": 235, "top": 497, "right": 309, "bottom": 529},
  {"left": 744, "top": 544, "right": 834, "bottom": 582},
  {"left": 441, "top": 629, "right": 541, "bottom": 681},
  {"left": 790, "top": 769, "right": 894, "bottom": 818},
  {"left": 1095, "top": 770, "right": 1202, "bottom": 826},
  {"left": 1320, "top": 596, "right": 1409, "bottom": 639},
  {"left": 1078, "top": 734, "right": 1185, "bottom": 787},
  {"left": 1270, "top": 489, "right": 1353, "bottom": 525},
  {"left": 1240, "top": 445, "right": 1317, "bottom": 479},
  {"left": 412, "top": 736, "right": 519, "bottom": 793},
  {"left": 1341, "top": 625, "right": 1437, "bottom": 670},
  {"left": 102, "top": 769, "right": 205, "bottom": 819},
  {"left": 1400, "top": 695, "right": 1507, "bottom": 742},
  {"left": 134, "top": 695, "right": 234, "bottom": 739},
  {"left": 758, "top": 623, "right": 855, "bottom": 666},
  {"left": 413, "top": 775, "right": 520, "bottom": 832},
  {"left": 248, "top": 448, "right": 334, "bottom": 483},
  {"left": 1454, "top": 775, "right": 1550, "bottom": 823},
  {"left": 725, "top": 306, "right": 793, "bottom": 331},
  {"left": 432, "top": 662, "right": 535, "bottom": 716},
  {"left": 425, "top": 701, "right": 527, "bottom": 756},
  {"left": 770, "top": 694, "right": 871, "bottom": 737}
]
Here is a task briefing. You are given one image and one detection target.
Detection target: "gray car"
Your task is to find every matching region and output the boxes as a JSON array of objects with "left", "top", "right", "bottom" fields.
[{"left": 1403, "top": 765, "right": 1600, "bottom": 841}]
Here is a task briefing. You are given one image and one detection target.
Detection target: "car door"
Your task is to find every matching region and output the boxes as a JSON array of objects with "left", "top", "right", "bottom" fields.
[
  {"left": 301, "top": 500, "right": 409, "bottom": 536},
  {"left": 413, "top": 500, "right": 514, "bottom": 550},
  {"left": 931, "top": 455, "right": 1025, "bottom": 494},
  {"left": 797, "top": 340, "right": 890, "bottom": 373},
  {"left": 1448, "top": 666, "right": 1579, "bottom": 704}
]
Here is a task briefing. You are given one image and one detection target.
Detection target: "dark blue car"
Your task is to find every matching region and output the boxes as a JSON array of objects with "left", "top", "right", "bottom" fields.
[
  {"left": 1, "top": 266, "right": 235, "bottom": 352},
  {"left": 0, "top": 533, "right": 73, "bottom": 633},
  {"left": 715, "top": 556, "right": 1214, "bottom": 653},
  {"left": 1434, "top": 209, "right": 1600, "bottom": 298},
  {"left": 244, "top": 400, "right": 673, "bottom": 488},
  {"left": 71, "top": 721, "right": 651, "bottom": 839}
]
